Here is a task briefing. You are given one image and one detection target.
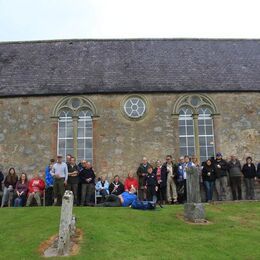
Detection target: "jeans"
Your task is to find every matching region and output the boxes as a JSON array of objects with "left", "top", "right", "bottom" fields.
[
  {"left": 14, "top": 195, "right": 26, "bottom": 207},
  {"left": 244, "top": 178, "right": 255, "bottom": 200},
  {"left": 81, "top": 183, "right": 95, "bottom": 205},
  {"left": 215, "top": 176, "right": 228, "bottom": 201},
  {"left": 1, "top": 187, "right": 14, "bottom": 207},
  {"left": 203, "top": 181, "right": 214, "bottom": 202}
]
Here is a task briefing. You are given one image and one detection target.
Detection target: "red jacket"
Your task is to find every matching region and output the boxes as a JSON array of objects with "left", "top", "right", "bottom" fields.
[
  {"left": 124, "top": 177, "right": 139, "bottom": 191},
  {"left": 28, "top": 178, "right": 45, "bottom": 195}
]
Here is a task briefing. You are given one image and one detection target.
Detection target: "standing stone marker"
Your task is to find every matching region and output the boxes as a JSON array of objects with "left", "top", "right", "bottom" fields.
[
  {"left": 57, "top": 190, "right": 74, "bottom": 256},
  {"left": 184, "top": 166, "right": 206, "bottom": 223}
]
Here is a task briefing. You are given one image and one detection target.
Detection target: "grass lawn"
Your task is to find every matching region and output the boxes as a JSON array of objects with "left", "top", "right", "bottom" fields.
[{"left": 0, "top": 202, "right": 260, "bottom": 259}]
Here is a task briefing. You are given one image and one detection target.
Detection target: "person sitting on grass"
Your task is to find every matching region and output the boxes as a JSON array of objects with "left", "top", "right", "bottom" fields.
[
  {"left": 26, "top": 172, "right": 45, "bottom": 206},
  {"left": 14, "top": 173, "right": 28, "bottom": 207},
  {"left": 96, "top": 186, "right": 137, "bottom": 207},
  {"left": 95, "top": 175, "right": 109, "bottom": 202}
]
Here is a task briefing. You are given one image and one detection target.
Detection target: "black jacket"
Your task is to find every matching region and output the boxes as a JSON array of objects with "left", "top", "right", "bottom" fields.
[
  {"left": 67, "top": 164, "right": 79, "bottom": 184},
  {"left": 0, "top": 171, "right": 4, "bottom": 191},
  {"left": 213, "top": 159, "right": 228, "bottom": 178},
  {"left": 242, "top": 163, "right": 256, "bottom": 179},
  {"left": 137, "top": 163, "right": 152, "bottom": 187},
  {"left": 161, "top": 162, "right": 178, "bottom": 182},
  {"left": 153, "top": 167, "right": 167, "bottom": 187},
  {"left": 202, "top": 165, "right": 216, "bottom": 182},
  {"left": 109, "top": 181, "right": 124, "bottom": 196},
  {"left": 145, "top": 173, "right": 157, "bottom": 187},
  {"left": 79, "top": 168, "right": 95, "bottom": 184}
]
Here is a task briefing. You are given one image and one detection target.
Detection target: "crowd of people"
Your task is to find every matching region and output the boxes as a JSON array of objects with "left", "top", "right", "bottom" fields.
[{"left": 0, "top": 152, "right": 260, "bottom": 208}]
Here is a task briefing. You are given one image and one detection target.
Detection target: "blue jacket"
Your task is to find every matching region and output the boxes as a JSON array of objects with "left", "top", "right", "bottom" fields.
[
  {"left": 177, "top": 162, "right": 194, "bottom": 181},
  {"left": 95, "top": 180, "right": 109, "bottom": 194},
  {"left": 45, "top": 165, "right": 54, "bottom": 187}
]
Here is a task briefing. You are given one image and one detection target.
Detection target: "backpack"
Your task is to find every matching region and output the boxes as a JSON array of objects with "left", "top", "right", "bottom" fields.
[{"left": 131, "top": 199, "right": 156, "bottom": 210}]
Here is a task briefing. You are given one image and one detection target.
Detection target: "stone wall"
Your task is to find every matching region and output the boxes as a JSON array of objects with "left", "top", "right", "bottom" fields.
[{"left": 0, "top": 93, "right": 259, "bottom": 180}]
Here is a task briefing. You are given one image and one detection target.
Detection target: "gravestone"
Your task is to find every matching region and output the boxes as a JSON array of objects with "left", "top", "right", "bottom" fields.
[
  {"left": 57, "top": 190, "right": 74, "bottom": 256},
  {"left": 184, "top": 166, "right": 206, "bottom": 222}
]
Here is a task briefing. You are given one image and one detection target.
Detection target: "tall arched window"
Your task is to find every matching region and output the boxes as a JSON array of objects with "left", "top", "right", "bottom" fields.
[
  {"left": 173, "top": 95, "right": 219, "bottom": 163},
  {"left": 53, "top": 97, "right": 98, "bottom": 163}
]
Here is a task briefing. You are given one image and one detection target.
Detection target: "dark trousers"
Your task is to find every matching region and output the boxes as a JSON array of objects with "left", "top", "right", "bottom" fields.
[
  {"left": 53, "top": 178, "right": 65, "bottom": 205},
  {"left": 157, "top": 185, "right": 166, "bottom": 203},
  {"left": 244, "top": 178, "right": 255, "bottom": 200},
  {"left": 177, "top": 180, "right": 187, "bottom": 203},
  {"left": 203, "top": 181, "right": 214, "bottom": 202},
  {"left": 45, "top": 186, "right": 54, "bottom": 206},
  {"left": 96, "top": 194, "right": 121, "bottom": 207},
  {"left": 229, "top": 176, "right": 242, "bottom": 200},
  {"left": 81, "top": 183, "right": 95, "bottom": 205},
  {"left": 66, "top": 183, "right": 78, "bottom": 204},
  {"left": 138, "top": 188, "right": 146, "bottom": 200},
  {"left": 147, "top": 186, "right": 157, "bottom": 201}
]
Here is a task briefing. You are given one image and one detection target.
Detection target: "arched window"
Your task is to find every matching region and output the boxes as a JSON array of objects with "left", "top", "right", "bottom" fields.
[
  {"left": 53, "top": 97, "right": 98, "bottom": 163},
  {"left": 173, "top": 95, "right": 218, "bottom": 163}
]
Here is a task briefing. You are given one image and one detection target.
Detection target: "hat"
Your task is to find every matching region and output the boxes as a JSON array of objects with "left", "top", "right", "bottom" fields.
[
  {"left": 57, "top": 154, "right": 63, "bottom": 158},
  {"left": 216, "top": 152, "right": 222, "bottom": 157}
]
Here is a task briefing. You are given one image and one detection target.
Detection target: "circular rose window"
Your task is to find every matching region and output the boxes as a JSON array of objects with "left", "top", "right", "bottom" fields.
[{"left": 123, "top": 97, "right": 146, "bottom": 119}]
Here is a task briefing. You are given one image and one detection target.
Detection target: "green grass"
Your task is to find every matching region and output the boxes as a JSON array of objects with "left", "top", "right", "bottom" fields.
[{"left": 1, "top": 202, "right": 260, "bottom": 259}]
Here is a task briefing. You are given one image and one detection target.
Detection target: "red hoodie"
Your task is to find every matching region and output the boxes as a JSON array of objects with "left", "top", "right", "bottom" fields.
[
  {"left": 28, "top": 178, "right": 45, "bottom": 195},
  {"left": 124, "top": 177, "right": 139, "bottom": 191}
]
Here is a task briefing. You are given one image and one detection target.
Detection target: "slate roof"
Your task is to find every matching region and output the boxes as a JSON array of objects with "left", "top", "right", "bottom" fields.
[{"left": 0, "top": 39, "right": 260, "bottom": 97}]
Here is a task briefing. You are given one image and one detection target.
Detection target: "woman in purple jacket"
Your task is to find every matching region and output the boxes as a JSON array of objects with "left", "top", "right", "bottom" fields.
[{"left": 14, "top": 173, "right": 28, "bottom": 207}]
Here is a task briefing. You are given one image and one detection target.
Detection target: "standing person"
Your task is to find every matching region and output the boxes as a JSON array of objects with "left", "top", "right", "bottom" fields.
[
  {"left": 213, "top": 153, "right": 228, "bottom": 201},
  {"left": 109, "top": 175, "right": 124, "bottom": 196},
  {"left": 0, "top": 168, "right": 4, "bottom": 196},
  {"left": 45, "top": 159, "right": 55, "bottom": 206},
  {"left": 51, "top": 154, "right": 68, "bottom": 206},
  {"left": 95, "top": 175, "right": 109, "bottom": 202},
  {"left": 257, "top": 162, "right": 260, "bottom": 178},
  {"left": 202, "top": 159, "right": 216, "bottom": 202},
  {"left": 66, "top": 154, "right": 72, "bottom": 165},
  {"left": 145, "top": 166, "right": 158, "bottom": 201},
  {"left": 136, "top": 157, "right": 152, "bottom": 200},
  {"left": 153, "top": 160, "right": 167, "bottom": 205},
  {"left": 178, "top": 156, "right": 194, "bottom": 203},
  {"left": 79, "top": 161, "right": 95, "bottom": 206},
  {"left": 228, "top": 155, "right": 242, "bottom": 200},
  {"left": 242, "top": 157, "right": 257, "bottom": 200},
  {"left": 1, "top": 168, "right": 18, "bottom": 207},
  {"left": 162, "top": 155, "right": 178, "bottom": 204},
  {"left": 67, "top": 157, "right": 79, "bottom": 205},
  {"left": 26, "top": 172, "right": 45, "bottom": 206},
  {"left": 14, "top": 173, "right": 28, "bottom": 207},
  {"left": 124, "top": 172, "right": 139, "bottom": 192}
]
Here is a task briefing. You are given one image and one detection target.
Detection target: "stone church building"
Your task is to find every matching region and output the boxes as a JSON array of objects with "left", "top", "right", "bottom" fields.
[{"left": 0, "top": 39, "right": 259, "bottom": 178}]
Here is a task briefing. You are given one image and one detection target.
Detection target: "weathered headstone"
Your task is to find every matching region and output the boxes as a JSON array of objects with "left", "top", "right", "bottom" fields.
[
  {"left": 184, "top": 166, "right": 206, "bottom": 222},
  {"left": 57, "top": 190, "right": 74, "bottom": 256}
]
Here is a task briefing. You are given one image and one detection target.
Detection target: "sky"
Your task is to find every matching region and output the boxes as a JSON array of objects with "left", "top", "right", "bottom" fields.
[{"left": 0, "top": 0, "right": 260, "bottom": 42}]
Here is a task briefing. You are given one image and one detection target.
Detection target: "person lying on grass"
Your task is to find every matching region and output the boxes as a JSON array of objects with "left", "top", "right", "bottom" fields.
[{"left": 96, "top": 186, "right": 137, "bottom": 207}]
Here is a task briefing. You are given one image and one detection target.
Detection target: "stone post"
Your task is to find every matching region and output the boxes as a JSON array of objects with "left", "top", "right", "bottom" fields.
[
  {"left": 57, "top": 190, "right": 74, "bottom": 256},
  {"left": 212, "top": 114, "right": 221, "bottom": 153},
  {"left": 184, "top": 166, "right": 205, "bottom": 222}
]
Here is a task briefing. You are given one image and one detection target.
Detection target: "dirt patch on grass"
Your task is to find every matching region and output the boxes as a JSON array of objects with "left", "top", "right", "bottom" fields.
[
  {"left": 38, "top": 228, "right": 83, "bottom": 257},
  {"left": 176, "top": 213, "right": 212, "bottom": 225}
]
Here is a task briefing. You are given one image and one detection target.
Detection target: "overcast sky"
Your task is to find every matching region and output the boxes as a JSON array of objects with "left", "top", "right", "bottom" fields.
[{"left": 0, "top": 0, "right": 260, "bottom": 42}]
